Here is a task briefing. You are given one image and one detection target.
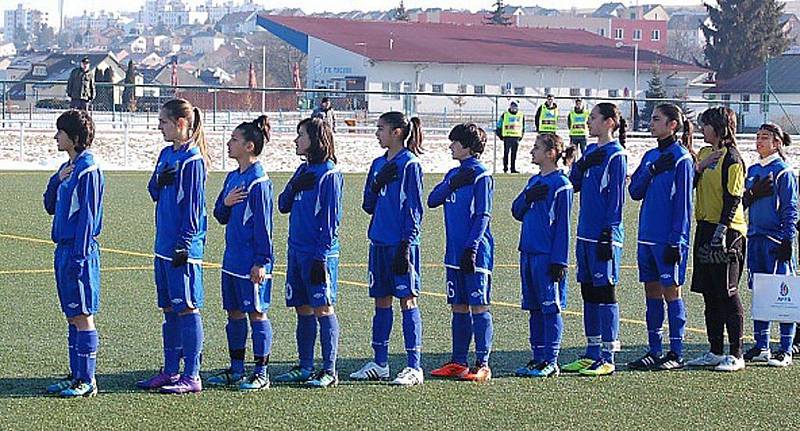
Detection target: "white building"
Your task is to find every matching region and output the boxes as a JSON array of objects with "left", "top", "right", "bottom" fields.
[
  {"left": 191, "top": 30, "right": 224, "bottom": 54},
  {"left": 142, "top": 0, "right": 208, "bottom": 29},
  {"left": 64, "top": 10, "right": 123, "bottom": 32},
  {"left": 0, "top": 42, "right": 16, "bottom": 57},
  {"left": 3, "top": 3, "right": 48, "bottom": 42}
]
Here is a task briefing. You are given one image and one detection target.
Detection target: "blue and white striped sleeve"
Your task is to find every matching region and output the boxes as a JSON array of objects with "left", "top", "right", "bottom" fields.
[
  {"left": 177, "top": 158, "right": 205, "bottom": 250},
  {"left": 314, "top": 171, "right": 343, "bottom": 261},
  {"left": 777, "top": 169, "right": 799, "bottom": 241},
  {"left": 668, "top": 156, "right": 694, "bottom": 246},
  {"left": 464, "top": 175, "right": 493, "bottom": 251},
  {"left": 250, "top": 179, "right": 274, "bottom": 269},
  {"left": 550, "top": 181, "right": 573, "bottom": 266},
  {"left": 71, "top": 167, "right": 103, "bottom": 260},
  {"left": 400, "top": 161, "right": 424, "bottom": 242},
  {"left": 604, "top": 152, "right": 627, "bottom": 230}
]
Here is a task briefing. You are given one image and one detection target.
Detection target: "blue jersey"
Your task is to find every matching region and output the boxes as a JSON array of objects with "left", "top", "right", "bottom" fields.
[
  {"left": 512, "top": 170, "right": 573, "bottom": 265},
  {"left": 278, "top": 160, "right": 343, "bottom": 260},
  {"left": 427, "top": 157, "right": 494, "bottom": 271},
  {"left": 363, "top": 149, "right": 424, "bottom": 246},
  {"left": 44, "top": 150, "right": 104, "bottom": 259},
  {"left": 213, "top": 161, "right": 274, "bottom": 277},
  {"left": 147, "top": 143, "right": 208, "bottom": 260},
  {"left": 570, "top": 141, "right": 627, "bottom": 245},
  {"left": 745, "top": 155, "right": 798, "bottom": 241},
  {"left": 629, "top": 141, "right": 694, "bottom": 246}
]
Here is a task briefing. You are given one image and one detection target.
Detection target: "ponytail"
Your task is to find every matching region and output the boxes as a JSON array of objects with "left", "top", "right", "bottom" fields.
[
  {"left": 618, "top": 118, "right": 628, "bottom": 147},
  {"left": 161, "top": 98, "right": 210, "bottom": 170},
  {"left": 379, "top": 111, "right": 425, "bottom": 155},
  {"left": 595, "top": 102, "right": 627, "bottom": 147},
  {"left": 656, "top": 103, "right": 696, "bottom": 162},
  {"left": 759, "top": 123, "right": 791, "bottom": 160},
  {"left": 536, "top": 133, "right": 568, "bottom": 166},
  {"left": 236, "top": 114, "right": 271, "bottom": 156},
  {"left": 191, "top": 107, "right": 210, "bottom": 168}
]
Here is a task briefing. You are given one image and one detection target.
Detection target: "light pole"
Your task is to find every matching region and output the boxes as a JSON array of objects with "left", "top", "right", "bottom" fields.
[{"left": 616, "top": 41, "right": 639, "bottom": 127}]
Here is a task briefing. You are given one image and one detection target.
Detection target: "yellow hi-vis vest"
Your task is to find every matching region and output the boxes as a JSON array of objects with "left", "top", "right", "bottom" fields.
[
  {"left": 569, "top": 110, "right": 588, "bottom": 136},
  {"left": 539, "top": 105, "right": 558, "bottom": 133},
  {"left": 501, "top": 111, "right": 524, "bottom": 138}
]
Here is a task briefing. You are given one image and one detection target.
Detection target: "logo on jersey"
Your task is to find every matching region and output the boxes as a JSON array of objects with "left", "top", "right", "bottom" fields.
[
  {"left": 313, "top": 293, "right": 324, "bottom": 299},
  {"left": 396, "top": 284, "right": 407, "bottom": 292},
  {"left": 594, "top": 272, "right": 605, "bottom": 279},
  {"left": 471, "top": 290, "right": 484, "bottom": 298},
  {"left": 243, "top": 300, "right": 251, "bottom": 306},
  {"left": 171, "top": 298, "right": 183, "bottom": 304},
  {"left": 660, "top": 274, "right": 671, "bottom": 279},
  {"left": 68, "top": 303, "right": 79, "bottom": 309}
]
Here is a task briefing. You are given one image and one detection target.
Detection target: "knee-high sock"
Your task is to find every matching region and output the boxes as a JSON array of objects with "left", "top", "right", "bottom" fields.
[
  {"left": 180, "top": 313, "right": 204, "bottom": 379},
  {"left": 451, "top": 312, "right": 472, "bottom": 365},
  {"left": 530, "top": 310, "right": 544, "bottom": 362},
  {"left": 779, "top": 322, "right": 796, "bottom": 353},
  {"left": 250, "top": 318, "right": 272, "bottom": 375},
  {"left": 703, "top": 293, "right": 725, "bottom": 355},
  {"left": 754, "top": 320, "right": 770, "bottom": 350},
  {"left": 646, "top": 298, "right": 665, "bottom": 356},
  {"left": 472, "top": 311, "right": 493, "bottom": 366},
  {"left": 667, "top": 299, "right": 687, "bottom": 357},
  {"left": 402, "top": 308, "right": 422, "bottom": 370},
  {"left": 371, "top": 307, "right": 393, "bottom": 367},
  {"left": 542, "top": 312, "right": 563, "bottom": 364},
  {"left": 599, "top": 303, "right": 620, "bottom": 363},
  {"left": 724, "top": 293, "right": 744, "bottom": 358},
  {"left": 583, "top": 302, "right": 601, "bottom": 360},
  {"left": 225, "top": 317, "right": 248, "bottom": 374},
  {"left": 162, "top": 311, "right": 182, "bottom": 375},
  {"left": 297, "top": 314, "right": 317, "bottom": 371},
  {"left": 68, "top": 324, "right": 78, "bottom": 378},
  {"left": 76, "top": 329, "right": 98, "bottom": 383},
  {"left": 318, "top": 314, "right": 340, "bottom": 373}
]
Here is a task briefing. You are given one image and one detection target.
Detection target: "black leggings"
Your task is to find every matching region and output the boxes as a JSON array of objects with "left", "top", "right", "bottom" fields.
[{"left": 702, "top": 292, "right": 744, "bottom": 358}]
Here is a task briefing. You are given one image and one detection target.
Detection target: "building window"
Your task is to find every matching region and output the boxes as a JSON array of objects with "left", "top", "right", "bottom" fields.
[
  {"left": 474, "top": 85, "right": 485, "bottom": 94},
  {"left": 760, "top": 93, "right": 769, "bottom": 113},
  {"left": 598, "top": 28, "right": 606, "bottom": 37},
  {"left": 614, "top": 28, "right": 624, "bottom": 40},
  {"left": 742, "top": 94, "right": 750, "bottom": 113},
  {"left": 633, "top": 29, "right": 642, "bottom": 41},
  {"left": 544, "top": 87, "right": 551, "bottom": 96},
  {"left": 382, "top": 81, "right": 401, "bottom": 99},
  {"left": 569, "top": 88, "right": 581, "bottom": 97},
  {"left": 608, "top": 89, "right": 619, "bottom": 98},
  {"left": 32, "top": 65, "right": 47, "bottom": 77},
  {"left": 584, "top": 88, "right": 593, "bottom": 97},
  {"left": 458, "top": 84, "right": 468, "bottom": 94},
  {"left": 514, "top": 86, "right": 525, "bottom": 96},
  {"left": 651, "top": 29, "right": 661, "bottom": 41},
  {"left": 721, "top": 94, "right": 731, "bottom": 107},
  {"left": 432, "top": 83, "right": 444, "bottom": 93}
]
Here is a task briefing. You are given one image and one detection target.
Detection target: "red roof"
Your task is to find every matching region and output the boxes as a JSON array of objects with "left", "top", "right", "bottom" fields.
[{"left": 258, "top": 15, "right": 706, "bottom": 73}]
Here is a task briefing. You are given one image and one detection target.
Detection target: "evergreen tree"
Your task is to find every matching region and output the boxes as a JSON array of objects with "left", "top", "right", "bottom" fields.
[
  {"left": 393, "top": 0, "right": 410, "bottom": 21},
  {"left": 122, "top": 60, "right": 137, "bottom": 112},
  {"left": 641, "top": 61, "right": 666, "bottom": 126},
  {"left": 485, "top": 0, "right": 512, "bottom": 26},
  {"left": 703, "top": 0, "right": 792, "bottom": 79}
]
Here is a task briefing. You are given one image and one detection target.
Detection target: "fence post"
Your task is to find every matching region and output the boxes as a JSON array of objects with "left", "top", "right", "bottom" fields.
[
  {"left": 213, "top": 91, "right": 218, "bottom": 131},
  {"left": 123, "top": 119, "right": 129, "bottom": 168},
  {"left": 18, "top": 120, "right": 24, "bottom": 163},
  {"left": 492, "top": 96, "right": 498, "bottom": 174}
]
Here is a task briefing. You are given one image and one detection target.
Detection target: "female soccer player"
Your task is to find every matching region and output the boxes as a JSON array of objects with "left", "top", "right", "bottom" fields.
[
  {"left": 274, "top": 117, "right": 343, "bottom": 388},
  {"left": 137, "top": 98, "right": 209, "bottom": 394},
  {"left": 512, "top": 133, "right": 574, "bottom": 378},
  {"left": 209, "top": 116, "right": 274, "bottom": 390},
  {"left": 562, "top": 102, "right": 627, "bottom": 377},
  {"left": 350, "top": 111, "right": 425, "bottom": 386},
  {"left": 627, "top": 103, "right": 695, "bottom": 371},
  {"left": 742, "top": 122, "right": 798, "bottom": 367},
  {"left": 43, "top": 109, "right": 104, "bottom": 397},
  {"left": 686, "top": 107, "right": 747, "bottom": 372},
  {"left": 427, "top": 123, "right": 494, "bottom": 382}
]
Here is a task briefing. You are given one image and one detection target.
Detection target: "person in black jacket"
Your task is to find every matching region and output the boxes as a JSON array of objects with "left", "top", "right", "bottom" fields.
[{"left": 66, "top": 57, "right": 95, "bottom": 111}]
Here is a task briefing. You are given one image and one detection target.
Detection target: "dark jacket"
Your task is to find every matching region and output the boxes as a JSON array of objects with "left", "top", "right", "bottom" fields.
[
  {"left": 67, "top": 67, "right": 95, "bottom": 101},
  {"left": 311, "top": 106, "right": 336, "bottom": 133}
]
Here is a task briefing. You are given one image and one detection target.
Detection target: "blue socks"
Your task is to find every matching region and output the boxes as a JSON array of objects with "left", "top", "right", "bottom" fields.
[
  {"left": 68, "top": 324, "right": 78, "bottom": 378},
  {"left": 162, "top": 311, "right": 182, "bottom": 375},
  {"left": 76, "top": 329, "right": 98, "bottom": 383},
  {"left": 226, "top": 318, "right": 248, "bottom": 374},
  {"left": 180, "top": 313, "right": 204, "bottom": 379},
  {"left": 402, "top": 308, "right": 423, "bottom": 370},
  {"left": 667, "top": 299, "right": 686, "bottom": 357},
  {"left": 583, "top": 302, "right": 601, "bottom": 360},
  {"left": 780, "top": 322, "right": 796, "bottom": 353},
  {"left": 472, "top": 311, "right": 493, "bottom": 366},
  {"left": 754, "top": 320, "right": 770, "bottom": 350},
  {"left": 530, "top": 310, "right": 544, "bottom": 362},
  {"left": 372, "top": 307, "right": 393, "bottom": 367},
  {"left": 599, "top": 303, "right": 620, "bottom": 363},
  {"left": 451, "top": 312, "right": 472, "bottom": 365},
  {"left": 297, "top": 314, "right": 317, "bottom": 371},
  {"left": 646, "top": 298, "right": 665, "bottom": 356},
  {"left": 542, "top": 312, "right": 563, "bottom": 364},
  {"left": 250, "top": 318, "right": 272, "bottom": 376},
  {"left": 318, "top": 314, "right": 340, "bottom": 373}
]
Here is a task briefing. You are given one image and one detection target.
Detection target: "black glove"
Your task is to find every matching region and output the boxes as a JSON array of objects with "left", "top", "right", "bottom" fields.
[
  {"left": 774, "top": 239, "right": 793, "bottom": 262},
  {"left": 290, "top": 171, "right": 316, "bottom": 194},
  {"left": 549, "top": 264, "right": 566, "bottom": 283},
  {"left": 575, "top": 148, "right": 606, "bottom": 172},
  {"left": 392, "top": 241, "right": 411, "bottom": 275},
  {"left": 157, "top": 165, "right": 177, "bottom": 188},
  {"left": 751, "top": 174, "right": 775, "bottom": 199},
  {"left": 371, "top": 162, "right": 399, "bottom": 193},
  {"left": 597, "top": 228, "right": 613, "bottom": 261},
  {"left": 710, "top": 224, "right": 727, "bottom": 250},
  {"left": 449, "top": 167, "right": 477, "bottom": 190},
  {"left": 524, "top": 183, "right": 549, "bottom": 204},
  {"left": 460, "top": 248, "right": 476, "bottom": 274},
  {"left": 171, "top": 248, "right": 189, "bottom": 267},
  {"left": 648, "top": 152, "right": 676, "bottom": 176},
  {"left": 310, "top": 259, "right": 327, "bottom": 284},
  {"left": 663, "top": 245, "right": 681, "bottom": 265}
]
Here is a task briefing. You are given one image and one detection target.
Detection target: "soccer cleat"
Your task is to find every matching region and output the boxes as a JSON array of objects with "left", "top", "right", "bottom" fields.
[
  {"left": 714, "top": 355, "right": 745, "bottom": 372},
  {"left": 767, "top": 351, "right": 793, "bottom": 367},
  {"left": 239, "top": 372, "right": 270, "bottom": 391},
  {"left": 159, "top": 375, "right": 203, "bottom": 394},
  {"left": 136, "top": 369, "right": 180, "bottom": 390},
  {"left": 562, "top": 357, "right": 595, "bottom": 373},
  {"left": 273, "top": 366, "right": 314, "bottom": 383},
  {"left": 431, "top": 362, "right": 469, "bottom": 379},
  {"left": 59, "top": 380, "right": 97, "bottom": 398},
  {"left": 349, "top": 361, "right": 390, "bottom": 381},
  {"left": 514, "top": 360, "right": 541, "bottom": 377},
  {"left": 306, "top": 370, "right": 338, "bottom": 388},
  {"left": 390, "top": 367, "right": 424, "bottom": 386},
  {"left": 46, "top": 374, "right": 75, "bottom": 394},
  {"left": 530, "top": 362, "right": 560, "bottom": 378},
  {"left": 460, "top": 363, "right": 492, "bottom": 382},
  {"left": 578, "top": 359, "right": 615, "bottom": 376},
  {"left": 686, "top": 352, "right": 724, "bottom": 367},
  {"left": 627, "top": 352, "right": 661, "bottom": 371},
  {"left": 743, "top": 347, "right": 771, "bottom": 363},
  {"left": 655, "top": 351, "right": 685, "bottom": 371},
  {"left": 206, "top": 369, "right": 246, "bottom": 387},
  {"left": 792, "top": 343, "right": 800, "bottom": 356}
]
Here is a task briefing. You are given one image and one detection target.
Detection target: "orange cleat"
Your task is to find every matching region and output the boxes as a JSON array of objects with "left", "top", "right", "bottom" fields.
[
  {"left": 460, "top": 364, "right": 492, "bottom": 382},
  {"left": 430, "top": 362, "right": 469, "bottom": 379}
]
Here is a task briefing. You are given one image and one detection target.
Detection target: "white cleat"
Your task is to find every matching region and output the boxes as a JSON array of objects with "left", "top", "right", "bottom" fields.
[
  {"left": 714, "top": 355, "right": 745, "bottom": 372},
  {"left": 349, "top": 361, "right": 390, "bottom": 381},
  {"left": 389, "top": 366, "right": 424, "bottom": 386},
  {"left": 687, "top": 352, "right": 724, "bottom": 367}
]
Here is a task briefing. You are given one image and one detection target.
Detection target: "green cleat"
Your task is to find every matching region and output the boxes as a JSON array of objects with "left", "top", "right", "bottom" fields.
[
  {"left": 59, "top": 380, "right": 97, "bottom": 398},
  {"left": 579, "top": 360, "right": 615, "bottom": 377},
  {"left": 46, "top": 374, "right": 75, "bottom": 394},
  {"left": 562, "top": 357, "right": 595, "bottom": 373},
  {"left": 306, "top": 370, "right": 338, "bottom": 388},
  {"left": 273, "top": 366, "right": 313, "bottom": 383},
  {"left": 239, "top": 372, "right": 270, "bottom": 391},
  {"left": 207, "top": 369, "right": 245, "bottom": 387}
]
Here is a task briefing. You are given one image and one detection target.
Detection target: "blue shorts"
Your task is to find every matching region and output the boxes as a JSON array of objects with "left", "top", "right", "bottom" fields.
[
  {"left": 155, "top": 257, "right": 204, "bottom": 312},
  {"left": 747, "top": 236, "right": 796, "bottom": 289},
  {"left": 637, "top": 242, "right": 689, "bottom": 287},
  {"left": 54, "top": 244, "right": 100, "bottom": 318},
  {"left": 520, "top": 253, "right": 567, "bottom": 314},
  {"left": 221, "top": 270, "right": 272, "bottom": 313},
  {"left": 445, "top": 268, "right": 491, "bottom": 306},
  {"left": 575, "top": 239, "right": 622, "bottom": 286},
  {"left": 368, "top": 243, "right": 421, "bottom": 299},
  {"left": 285, "top": 249, "right": 338, "bottom": 308}
]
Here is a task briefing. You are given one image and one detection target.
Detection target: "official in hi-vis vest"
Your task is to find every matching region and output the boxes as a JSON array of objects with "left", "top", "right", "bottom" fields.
[
  {"left": 495, "top": 100, "right": 525, "bottom": 174},
  {"left": 535, "top": 94, "right": 558, "bottom": 134},
  {"left": 568, "top": 98, "right": 589, "bottom": 153}
]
